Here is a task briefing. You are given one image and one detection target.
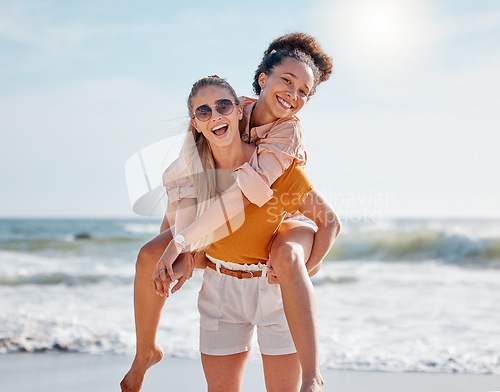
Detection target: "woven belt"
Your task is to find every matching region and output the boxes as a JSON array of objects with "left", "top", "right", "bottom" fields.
[{"left": 206, "top": 259, "right": 262, "bottom": 279}]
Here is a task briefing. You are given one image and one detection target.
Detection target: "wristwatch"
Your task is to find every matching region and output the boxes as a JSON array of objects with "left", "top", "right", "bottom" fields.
[{"left": 173, "top": 234, "right": 186, "bottom": 252}]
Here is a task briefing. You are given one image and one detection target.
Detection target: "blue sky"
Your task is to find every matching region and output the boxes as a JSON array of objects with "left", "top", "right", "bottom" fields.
[{"left": 1, "top": 0, "right": 499, "bottom": 219}]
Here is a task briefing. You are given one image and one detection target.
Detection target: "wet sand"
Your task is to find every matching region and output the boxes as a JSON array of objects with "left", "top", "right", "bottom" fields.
[{"left": 1, "top": 353, "right": 499, "bottom": 391}]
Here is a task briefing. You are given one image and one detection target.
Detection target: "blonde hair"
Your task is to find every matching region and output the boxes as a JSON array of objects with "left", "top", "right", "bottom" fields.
[{"left": 181, "top": 76, "right": 243, "bottom": 250}]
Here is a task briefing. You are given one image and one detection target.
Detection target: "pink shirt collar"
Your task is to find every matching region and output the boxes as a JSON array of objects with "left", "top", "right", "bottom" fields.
[{"left": 240, "top": 97, "right": 299, "bottom": 143}]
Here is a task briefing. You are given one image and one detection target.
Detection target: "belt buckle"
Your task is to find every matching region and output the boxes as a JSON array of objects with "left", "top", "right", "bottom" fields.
[{"left": 236, "top": 270, "right": 254, "bottom": 279}]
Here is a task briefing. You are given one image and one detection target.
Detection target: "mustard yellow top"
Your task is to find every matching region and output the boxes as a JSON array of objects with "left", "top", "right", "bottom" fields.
[{"left": 205, "top": 163, "right": 313, "bottom": 265}]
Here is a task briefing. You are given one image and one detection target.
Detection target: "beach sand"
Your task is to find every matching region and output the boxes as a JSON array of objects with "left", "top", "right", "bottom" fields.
[{"left": 1, "top": 354, "right": 499, "bottom": 392}]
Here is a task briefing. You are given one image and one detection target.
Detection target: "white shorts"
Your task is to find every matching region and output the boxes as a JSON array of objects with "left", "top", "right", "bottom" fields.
[
  {"left": 198, "top": 256, "right": 296, "bottom": 356},
  {"left": 284, "top": 213, "right": 318, "bottom": 231}
]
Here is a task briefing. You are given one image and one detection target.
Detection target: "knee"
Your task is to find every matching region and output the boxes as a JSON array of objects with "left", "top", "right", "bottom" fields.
[
  {"left": 271, "top": 242, "right": 305, "bottom": 277},
  {"left": 136, "top": 241, "right": 161, "bottom": 271},
  {"left": 136, "top": 230, "right": 173, "bottom": 271}
]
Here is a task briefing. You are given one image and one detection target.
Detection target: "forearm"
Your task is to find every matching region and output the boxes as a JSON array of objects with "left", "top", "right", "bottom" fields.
[
  {"left": 160, "top": 198, "right": 196, "bottom": 237},
  {"left": 299, "top": 190, "right": 341, "bottom": 273},
  {"left": 161, "top": 200, "right": 177, "bottom": 233},
  {"left": 180, "top": 183, "right": 250, "bottom": 250},
  {"left": 174, "top": 198, "right": 197, "bottom": 236},
  {"left": 193, "top": 252, "right": 209, "bottom": 269},
  {"left": 306, "top": 218, "right": 339, "bottom": 274}
]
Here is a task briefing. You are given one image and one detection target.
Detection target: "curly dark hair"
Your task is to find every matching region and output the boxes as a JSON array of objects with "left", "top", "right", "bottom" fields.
[{"left": 252, "top": 32, "right": 333, "bottom": 97}]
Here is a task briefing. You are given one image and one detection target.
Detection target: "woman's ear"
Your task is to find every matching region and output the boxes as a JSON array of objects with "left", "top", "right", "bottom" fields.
[
  {"left": 190, "top": 119, "right": 201, "bottom": 133},
  {"left": 258, "top": 73, "right": 267, "bottom": 91},
  {"left": 238, "top": 104, "right": 243, "bottom": 120}
]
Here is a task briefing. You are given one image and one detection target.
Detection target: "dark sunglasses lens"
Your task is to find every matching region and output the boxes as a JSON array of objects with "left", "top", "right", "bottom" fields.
[
  {"left": 195, "top": 105, "right": 212, "bottom": 121},
  {"left": 216, "top": 99, "right": 234, "bottom": 116}
]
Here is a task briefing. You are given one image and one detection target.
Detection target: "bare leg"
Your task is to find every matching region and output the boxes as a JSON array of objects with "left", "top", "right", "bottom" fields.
[
  {"left": 262, "top": 353, "right": 301, "bottom": 392},
  {"left": 120, "top": 229, "right": 172, "bottom": 392},
  {"left": 201, "top": 351, "right": 250, "bottom": 392},
  {"left": 269, "top": 220, "right": 324, "bottom": 392}
]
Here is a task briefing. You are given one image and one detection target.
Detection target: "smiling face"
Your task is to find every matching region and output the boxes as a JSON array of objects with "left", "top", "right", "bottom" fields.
[
  {"left": 257, "top": 57, "right": 315, "bottom": 122},
  {"left": 190, "top": 85, "right": 243, "bottom": 149}
]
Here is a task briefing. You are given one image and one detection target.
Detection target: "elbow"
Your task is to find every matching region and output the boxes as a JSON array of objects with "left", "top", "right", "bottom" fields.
[
  {"left": 332, "top": 213, "right": 342, "bottom": 238},
  {"left": 323, "top": 210, "right": 341, "bottom": 239}
]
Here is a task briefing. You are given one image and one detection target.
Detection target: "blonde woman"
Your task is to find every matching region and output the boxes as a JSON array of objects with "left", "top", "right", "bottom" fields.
[{"left": 160, "top": 75, "right": 338, "bottom": 391}]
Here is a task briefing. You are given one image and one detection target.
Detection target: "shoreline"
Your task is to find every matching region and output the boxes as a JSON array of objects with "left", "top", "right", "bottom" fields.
[{"left": 1, "top": 353, "right": 499, "bottom": 392}]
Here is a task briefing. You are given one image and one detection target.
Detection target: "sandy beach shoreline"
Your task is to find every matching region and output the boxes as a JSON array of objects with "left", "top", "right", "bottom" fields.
[{"left": 1, "top": 353, "right": 499, "bottom": 392}]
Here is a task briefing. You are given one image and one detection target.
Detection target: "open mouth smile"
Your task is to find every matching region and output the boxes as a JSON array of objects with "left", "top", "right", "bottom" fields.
[
  {"left": 276, "top": 96, "right": 293, "bottom": 110},
  {"left": 211, "top": 124, "right": 229, "bottom": 138}
]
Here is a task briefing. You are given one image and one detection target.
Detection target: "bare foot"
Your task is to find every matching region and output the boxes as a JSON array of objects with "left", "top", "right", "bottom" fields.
[
  {"left": 300, "top": 374, "right": 324, "bottom": 392},
  {"left": 120, "top": 345, "right": 164, "bottom": 392}
]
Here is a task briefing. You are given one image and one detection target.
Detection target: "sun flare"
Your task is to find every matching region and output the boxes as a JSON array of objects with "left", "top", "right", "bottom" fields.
[
  {"left": 354, "top": 3, "right": 410, "bottom": 52},
  {"left": 331, "top": 0, "right": 429, "bottom": 68}
]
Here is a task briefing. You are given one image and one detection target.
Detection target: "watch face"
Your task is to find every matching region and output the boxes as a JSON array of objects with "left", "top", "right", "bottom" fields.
[{"left": 174, "top": 235, "right": 185, "bottom": 249}]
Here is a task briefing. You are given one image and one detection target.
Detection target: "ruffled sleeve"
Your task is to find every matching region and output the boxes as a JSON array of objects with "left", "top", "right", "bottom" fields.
[
  {"left": 232, "top": 119, "right": 306, "bottom": 207},
  {"left": 162, "top": 158, "right": 197, "bottom": 205}
]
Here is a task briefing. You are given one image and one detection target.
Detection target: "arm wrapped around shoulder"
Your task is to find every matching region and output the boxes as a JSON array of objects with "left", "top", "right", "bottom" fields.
[
  {"left": 232, "top": 162, "right": 274, "bottom": 207},
  {"left": 162, "top": 158, "right": 197, "bottom": 205},
  {"left": 232, "top": 119, "right": 307, "bottom": 207}
]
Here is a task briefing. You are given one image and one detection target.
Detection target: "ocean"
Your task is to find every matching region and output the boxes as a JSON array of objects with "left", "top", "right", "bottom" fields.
[{"left": 1, "top": 217, "right": 499, "bottom": 375}]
